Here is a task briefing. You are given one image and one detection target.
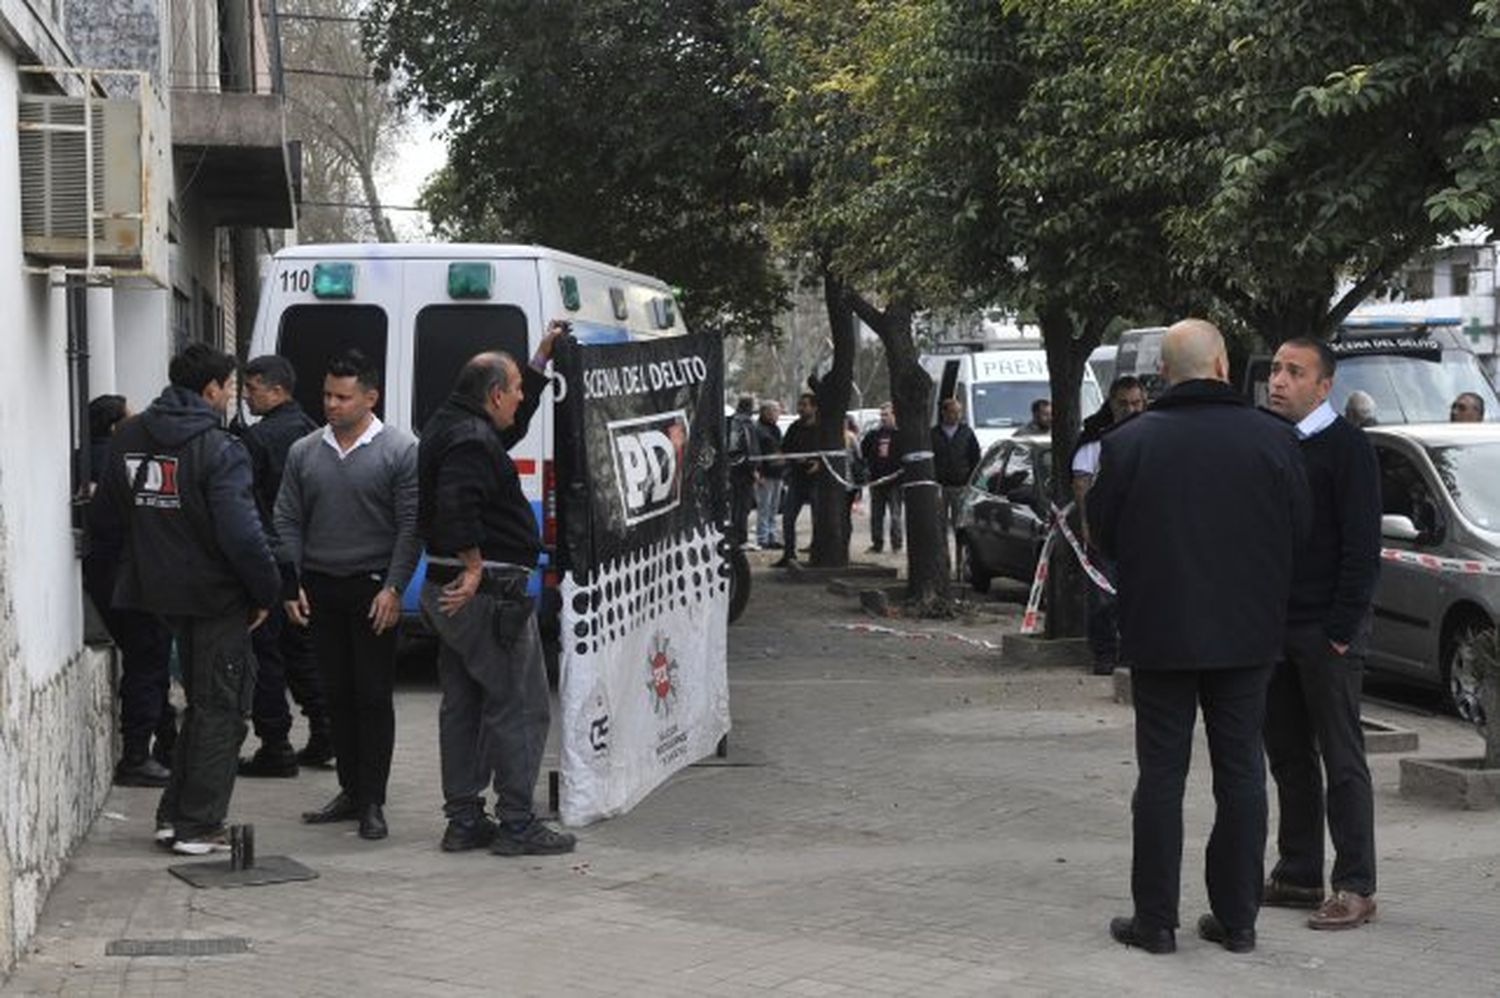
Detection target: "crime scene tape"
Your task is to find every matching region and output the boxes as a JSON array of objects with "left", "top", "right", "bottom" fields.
[
  {"left": 833, "top": 622, "right": 1001, "bottom": 651},
  {"left": 1018, "top": 501, "right": 1116, "bottom": 635},
  {"left": 1380, "top": 548, "right": 1500, "bottom": 576}
]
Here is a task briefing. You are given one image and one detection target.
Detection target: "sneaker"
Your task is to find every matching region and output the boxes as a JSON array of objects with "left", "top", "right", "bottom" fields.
[
  {"left": 154, "top": 821, "right": 175, "bottom": 849},
  {"left": 237, "top": 745, "right": 299, "bottom": 778},
  {"left": 114, "top": 756, "right": 170, "bottom": 788},
  {"left": 441, "top": 815, "right": 499, "bottom": 853},
  {"left": 171, "top": 830, "right": 231, "bottom": 856},
  {"left": 742, "top": 541, "right": 761, "bottom": 551},
  {"left": 490, "top": 819, "right": 577, "bottom": 857}
]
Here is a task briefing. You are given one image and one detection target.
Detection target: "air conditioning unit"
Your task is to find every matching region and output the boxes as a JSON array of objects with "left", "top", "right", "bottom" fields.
[{"left": 18, "top": 78, "right": 168, "bottom": 284}]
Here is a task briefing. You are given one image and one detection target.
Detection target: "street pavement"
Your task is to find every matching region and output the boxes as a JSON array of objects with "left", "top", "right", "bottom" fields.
[{"left": 5, "top": 529, "right": 1500, "bottom": 996}]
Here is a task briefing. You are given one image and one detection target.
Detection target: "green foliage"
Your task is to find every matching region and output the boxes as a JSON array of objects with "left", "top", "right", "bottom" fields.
[{"left": 365, "top": 0, "right": 785, "bottom": 337}]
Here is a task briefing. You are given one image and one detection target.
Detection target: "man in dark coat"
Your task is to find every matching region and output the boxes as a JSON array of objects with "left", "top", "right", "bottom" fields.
[
  {"left": 1262, "top": 337, "right": 1382, "bottom": 930},
  {"left": 860, "top": 403, "right": 904, "bottom": 553},
  {"left": 1088, "top": 319, "right": 1311, "bottom": 955},
  {"left": 931, "top": 397, "right": 981, "bottom": 576},
  {"left": 725, "top": 396, "right": 760, "bottom": 546},
  {"left": 94, "top": 344, "right": 281, "bottom": 854},
  {"left": 236, "top": 355, "right": 332, "bottom": 776}
]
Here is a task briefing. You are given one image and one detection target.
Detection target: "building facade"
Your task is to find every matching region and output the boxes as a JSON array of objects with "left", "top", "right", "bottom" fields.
[{"left": 0, "top": 0, "right": 296, "bottom": 975}]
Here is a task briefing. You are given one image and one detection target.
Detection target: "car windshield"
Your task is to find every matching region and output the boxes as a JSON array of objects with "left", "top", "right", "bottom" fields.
[
  {"left": 970, "top": 380, "right": 1103, "bottom": 428},
  {"left": 1329, "top": 351, "right": 1499, "bottom": 425},
  {"left": 1427, "top": 442, "right": 1500, "bottom": 531}
]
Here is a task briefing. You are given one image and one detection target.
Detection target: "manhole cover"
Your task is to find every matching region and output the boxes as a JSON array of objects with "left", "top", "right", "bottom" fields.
[{"left": 106, "top": 938, "right": 251, "bottom": 957}]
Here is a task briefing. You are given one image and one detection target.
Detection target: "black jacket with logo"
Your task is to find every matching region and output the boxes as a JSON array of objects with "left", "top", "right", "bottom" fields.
[
  {"left": 94, "top": 386, "right": 280, "bottom": 616},
  {"left": 240, "top": 398, "right": 318, "bottom": 536},
  {"left": 417, "top": 366, "right": 548, "bottom": 566},
  {"left": 1086, "top": 379, "right": 1312, "bottom": 671},
  {"left": 861, "top": 426, "right": 904, "bottom": 481}
]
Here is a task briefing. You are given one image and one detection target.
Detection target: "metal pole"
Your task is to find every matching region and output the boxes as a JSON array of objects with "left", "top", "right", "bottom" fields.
[{"left": 82, "top": 69, "right": 95, "bottom": 274}]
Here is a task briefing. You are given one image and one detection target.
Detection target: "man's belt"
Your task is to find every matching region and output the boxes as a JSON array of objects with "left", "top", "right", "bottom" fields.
[{"left": 426, "top": 562, "right": 529, "bottom": 597}]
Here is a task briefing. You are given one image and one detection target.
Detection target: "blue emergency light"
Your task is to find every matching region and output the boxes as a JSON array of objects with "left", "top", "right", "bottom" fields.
[
  {"left": 447, "top": 262, "right": 493, "bottom": 299},
  {"left": 312, "top": 262, "right": 356, "bottom": 299}
]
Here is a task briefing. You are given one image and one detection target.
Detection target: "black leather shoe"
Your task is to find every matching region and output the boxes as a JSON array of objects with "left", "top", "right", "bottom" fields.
[
  {"left": 238, "top": 745, "right": 299, "bottom": 778},
  {"left": 1197, "top": 913, "right": 1255, "bottom": 953},
  {"left": 440, "top": 816, "right": 498, "bottom": 853},
  {"left": 297, "top": 727, "right": 336, "bottom": 768},
  {"left": 1109, "top": 916, "right": 1176, "bottom": 954},
  {"left": 302, "top": 790, "right": 359, "bottom": 824},
  {"left": 358, "top": 804, "right": 388, "bottom": 841},
  {"left": 114, "top": 756, "right": 170, "bottom": 788}
]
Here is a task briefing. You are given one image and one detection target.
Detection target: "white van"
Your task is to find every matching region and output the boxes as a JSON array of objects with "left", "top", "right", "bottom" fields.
[
  {"left": 246, "top": 242, "right": 690, "bottom": 630},
  {"left": 920, "top": 345, "right": 1104, "bottom": 451}
]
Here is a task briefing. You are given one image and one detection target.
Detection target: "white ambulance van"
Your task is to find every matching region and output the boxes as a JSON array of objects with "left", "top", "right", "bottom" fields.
[
  {"left": 920, "top": 344, "right": 1104, "bottom": 452},
  {"left": 246, "top": 243, "right": 690, "bottom": 637}
]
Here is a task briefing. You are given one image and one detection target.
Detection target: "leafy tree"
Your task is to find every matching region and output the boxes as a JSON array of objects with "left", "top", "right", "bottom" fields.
[
  {"left": 1161, "top": 0, "right": 1500, "bottom": 343},
  {"left": 365, "top": 0, "right": 785, "bottom": 339}
]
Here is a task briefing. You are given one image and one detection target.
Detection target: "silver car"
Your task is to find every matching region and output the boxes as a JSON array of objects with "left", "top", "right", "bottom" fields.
[{"left": 1366, "top": 423, "right": 1500, "bottom": 720}]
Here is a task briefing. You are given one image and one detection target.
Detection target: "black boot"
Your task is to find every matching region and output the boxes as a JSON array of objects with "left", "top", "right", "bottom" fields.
[
  {"left": 114, "top": 752, "right": 170, "bottom": 788},
  {"left": 297, "top": 722, "right": 335, "bottom": 768},
  {"left": 238, "top": 741, "right": 300, "bottom": 778}
]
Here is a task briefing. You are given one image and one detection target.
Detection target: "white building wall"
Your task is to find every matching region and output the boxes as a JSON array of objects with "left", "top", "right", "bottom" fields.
[{"left": 0, "top": 38, "right": 118, "bottom": 981}]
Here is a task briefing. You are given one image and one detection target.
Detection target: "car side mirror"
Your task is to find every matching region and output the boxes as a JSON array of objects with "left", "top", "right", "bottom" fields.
[{"left": 1380, "top": 514, "right": 1419, "bottom": 542}]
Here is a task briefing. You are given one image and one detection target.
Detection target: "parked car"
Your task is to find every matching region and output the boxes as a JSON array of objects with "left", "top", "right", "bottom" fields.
[
  {"left": 955, "top": 436, "right": 1053, "bottom": 592},
  {"left": 1366, "top": 423, "right": 1499, "bottom": 720}
]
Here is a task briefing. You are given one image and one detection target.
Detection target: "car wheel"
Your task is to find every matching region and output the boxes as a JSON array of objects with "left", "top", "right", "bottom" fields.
[
  {"left": 965, "top": 541, "right": 992, "bottom": 594},
  {"left": 1443, "top": 620, "right": 1493, "bottom": 725}
]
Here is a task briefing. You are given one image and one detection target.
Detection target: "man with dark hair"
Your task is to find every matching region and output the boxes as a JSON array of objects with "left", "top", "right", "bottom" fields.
[
  {"left": 753, "top": 401, "right": 784, "bottom": 549},
  {"left": 1263, "top": 335, "right": 1382, "bottom": 931},
  {"left": 861, "top": 403, "right": 904, "bottom": 553},
  {"left": 726, "top": 395, "right": 760, "bottom": 546},
  {"left": 94, "top": 343, "right": 280, "bottom": 854},
  {"left": 773, "top": 392, "right": 820, "bottom": 568},
  {"left": 85, "top": 394, "right": 177, "bottom": 787},
  {"left": 1018, "top": 398, "right": 1052, "bottom": 436},
  {"left": 276, "top": 348, "right": 420, "bottom": 841},
  {"left": 417, "top": 322, "right": 575, "bottom": 856},
  {"left": 1450, "top": 391, "right": 1486, "bottom": 423},
  {"left": 1073, "top": 375, "right": 1148, "bottom": 674},
  {"left": 1092, "top": 320, "right": 1310, "bottom": 956},
  {"left": 235, "top": 355, "right": 332, "bottom": 777}
]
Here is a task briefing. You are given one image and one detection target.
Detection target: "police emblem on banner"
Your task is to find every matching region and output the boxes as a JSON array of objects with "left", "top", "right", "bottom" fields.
[{"left": 553, "top": 334, "right": 731, "bottom": 826}]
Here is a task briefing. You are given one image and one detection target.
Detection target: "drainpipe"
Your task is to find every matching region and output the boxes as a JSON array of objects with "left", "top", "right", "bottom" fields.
[{"left": 64, "top": 274, "right": 91, "bottom": 559}]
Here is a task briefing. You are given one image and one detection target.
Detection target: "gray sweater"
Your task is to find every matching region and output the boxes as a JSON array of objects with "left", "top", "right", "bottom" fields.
[{"left": 273, "top": 422, "right": 421, "bottom": 592}]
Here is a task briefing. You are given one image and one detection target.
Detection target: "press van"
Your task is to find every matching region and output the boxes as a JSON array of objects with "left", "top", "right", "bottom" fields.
[{"left": 920, "top": 344, "right": 1104, "bottom": 451}]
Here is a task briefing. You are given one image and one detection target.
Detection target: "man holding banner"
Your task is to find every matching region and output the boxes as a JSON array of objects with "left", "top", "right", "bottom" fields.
[{"left": 416, "top": 324, "right": 576, "bottom": 857}]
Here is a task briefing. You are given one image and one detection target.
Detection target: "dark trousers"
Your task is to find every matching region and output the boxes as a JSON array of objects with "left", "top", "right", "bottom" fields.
[
  {"left": 782, "top": 475, "right": 814, "bottom": 559},
  {"left": 420, "top": 582, "right": 550, "bottom": 825},
  {"left": 729, "top": 471, "right": 755, "bottom": 546},
  {"left": 1086, "top": 553, "right": 1120, "bottom": 667},
  {"left": 869, "top": 482, "right": 903, "bottom": 551},
  {"left": 156, "top": 609, "right": 255, "bottom": 839},
  {"left": 303, "top": 571, "right": 397, "bottom": 807},
  {"left": 1264, "top": 623, "right": 1376, "bottom": 895},
  {"left": 1131, "top": 664, "right": 1273, "bottom": 932},
  {"left": 86, "top": 572, "right": 176, "bottom": 760},
  {"left": 249, "top": 605, "right": 327, "bottom": 746}
]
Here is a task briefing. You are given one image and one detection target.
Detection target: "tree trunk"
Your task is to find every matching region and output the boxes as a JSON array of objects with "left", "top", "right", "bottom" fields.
[
  {"left": 356, "top": 163, "right": 397, "bottom": 243},
  {"left": 848, "top": 293, "right": 951, "bottom": 610},
  {"left": 1038, "top": 304, "right": 1105, "bottom": 639},
  {"left": 809, "top": 269, "right": 856, "bottom": 568}
]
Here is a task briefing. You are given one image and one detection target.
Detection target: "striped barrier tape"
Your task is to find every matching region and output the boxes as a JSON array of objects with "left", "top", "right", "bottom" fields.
[
  {"left": 1018, "top": 501, "right": 1117, "bottom": 635},
  {"left": 833, "top": 622, "right": 1002, "bottom": 651},
  {"left": 1380, "top": 547, "right": 1500, "bottom": 576}
]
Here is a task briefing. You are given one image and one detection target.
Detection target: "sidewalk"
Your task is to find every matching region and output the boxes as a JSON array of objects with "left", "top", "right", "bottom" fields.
[{"left": 5, "top": 554, "right": 1499, "bottom": 996}]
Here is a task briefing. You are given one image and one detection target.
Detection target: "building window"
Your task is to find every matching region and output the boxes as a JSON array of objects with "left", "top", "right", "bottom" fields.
[
  {"left": 172, "top": 290, "right": 193, "bottom": 354},
  {"left": 1451, "top": 263, "right": 1471, "bottom": 298},
  {"left": 1404, "top": 267, "right": 1434, "bottom": 300}
]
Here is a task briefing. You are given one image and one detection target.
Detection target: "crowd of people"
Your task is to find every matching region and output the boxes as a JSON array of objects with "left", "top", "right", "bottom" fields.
[{"left": 86, "top": 325, "right": 577, "bottom": 858}]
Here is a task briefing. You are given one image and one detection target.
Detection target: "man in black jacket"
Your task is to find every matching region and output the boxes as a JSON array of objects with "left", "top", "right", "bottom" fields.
[
  {"left": 236, "top": 355, "right": 332, "bottom": 777},
  {"left": 774, "top": 393, "right": 820, "bottom": 568},
  {"left": 752, "top": 402, "right": 784, "bottom": 549},
  {"left": 1262, "top": 337, "right": 1382, "bottom": 931},
  {"left": 417, "top": 321, "right": 576, "bottom": 857},
  {"left": 95, "top": 344, "right": 281, "bottom": 855},
  {"left": 1089, "top": 320, "right": 1310, "bottom": 955},
  {"left": 861, "top": 403, "right": 904, "bottom": 553},
  {"left": 931, "top": 397, "right": 981, "bottom": 576}
]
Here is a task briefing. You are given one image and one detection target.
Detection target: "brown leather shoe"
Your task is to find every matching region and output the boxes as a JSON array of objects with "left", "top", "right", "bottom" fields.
[
  {"left": 1262, "top": 877, "right": 1325, "bottom": 909},
  {"left": 1308, "top": 890, "right": 1376, "bottom": 930}
]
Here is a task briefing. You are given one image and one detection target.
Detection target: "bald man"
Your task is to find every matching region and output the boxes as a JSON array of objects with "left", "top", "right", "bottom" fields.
[{"left": 1088, "top": 319, "right": 1311, "bottom": 955}]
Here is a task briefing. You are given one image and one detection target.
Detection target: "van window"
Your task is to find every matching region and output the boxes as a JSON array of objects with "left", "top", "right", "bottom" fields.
[
  {"left": 972, "top": 380, "right": 1104, "bottom": 428},
  {"left": 1375, "top": 444, "right": 1443, "bottom": 539},
  {"left": 412, "top": 304, "right": 529, "bottom": 433},
  {"left": 1329, "top": 351, "right": 1498, "bottom": 425},
  {"left": 277, "top": 304, "right": 388, "bottom": 420}
]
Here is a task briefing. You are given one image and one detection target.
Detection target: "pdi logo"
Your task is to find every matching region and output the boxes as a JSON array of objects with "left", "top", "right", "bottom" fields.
[{"left": 607, "top": 410, "right": 688, "bottom": 525}]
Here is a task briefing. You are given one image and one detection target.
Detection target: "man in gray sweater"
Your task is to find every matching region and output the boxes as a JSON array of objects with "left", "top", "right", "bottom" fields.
[{"left": 274, "top": 349, "right": 420, "bottom": 841}]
